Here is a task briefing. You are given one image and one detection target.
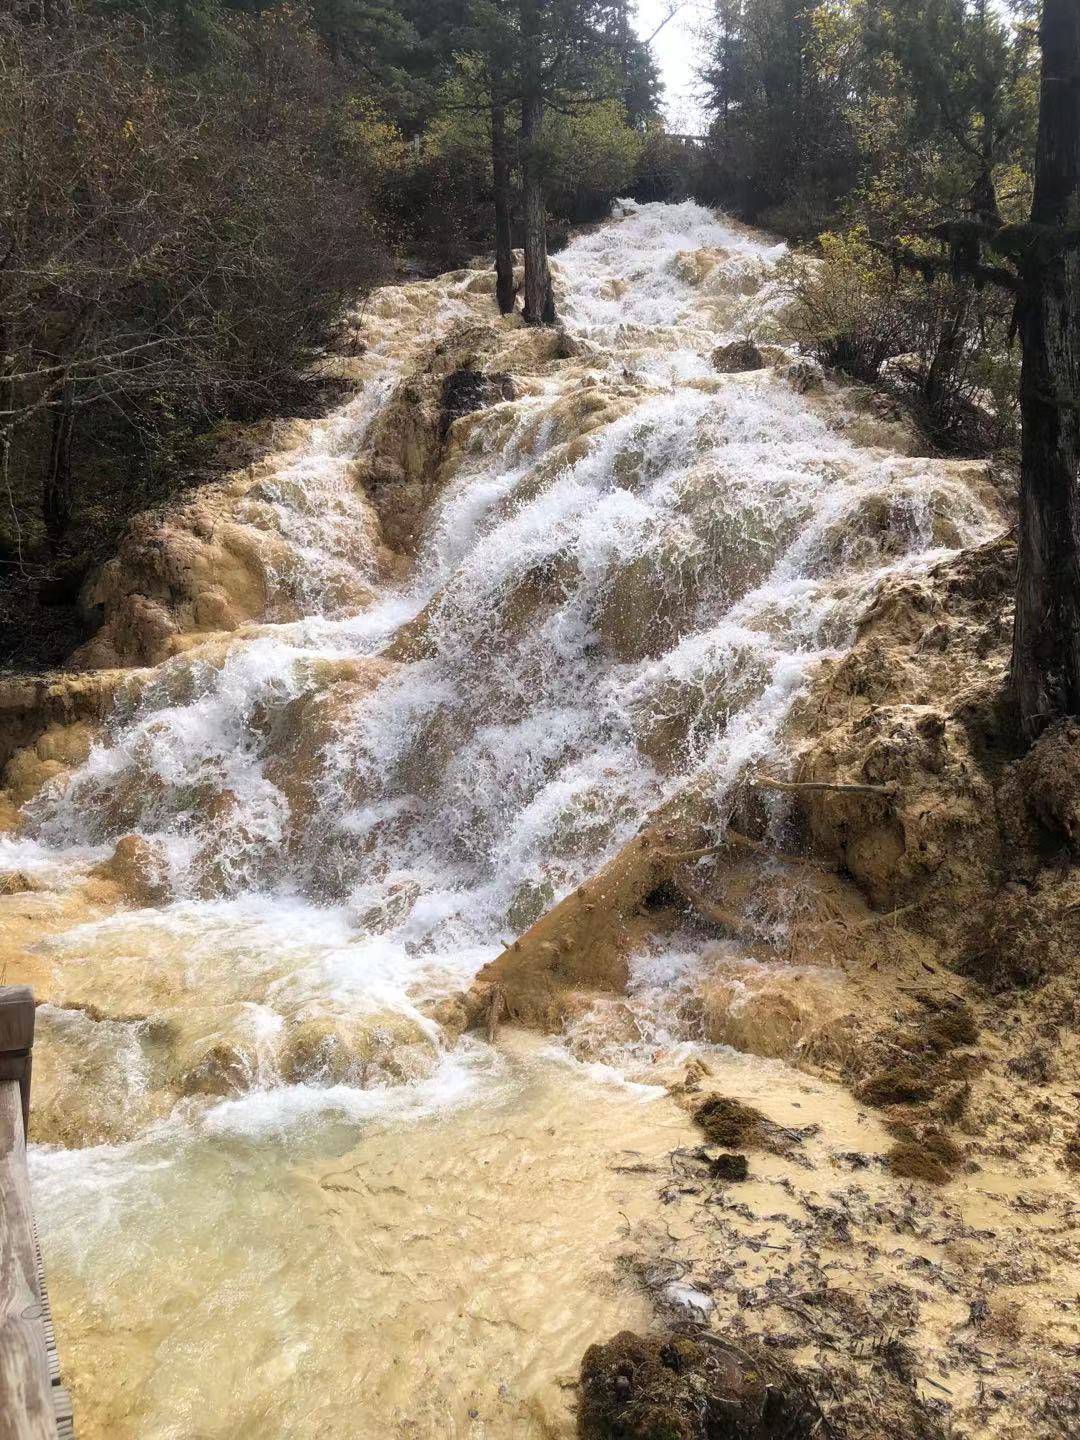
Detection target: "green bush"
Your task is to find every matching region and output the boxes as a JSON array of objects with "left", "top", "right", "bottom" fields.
[{"left": 783, "top": 229, "right": 1019, "bottom": 454}]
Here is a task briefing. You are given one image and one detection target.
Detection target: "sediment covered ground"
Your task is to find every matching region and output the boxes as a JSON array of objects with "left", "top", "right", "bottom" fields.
[{"left": 0, "top": 201, "right": 1076, "bottom": 1439}]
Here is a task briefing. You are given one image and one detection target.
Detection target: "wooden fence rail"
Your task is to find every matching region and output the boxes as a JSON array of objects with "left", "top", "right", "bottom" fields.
[{"left": 0, "top": 987, "right": 73, "bottom": 1439}]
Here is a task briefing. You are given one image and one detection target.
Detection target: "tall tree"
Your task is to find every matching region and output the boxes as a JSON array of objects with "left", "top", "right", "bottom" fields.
[
  {"left": 456, "top": 1, "right": 521, "bottom": 313},
  {"left": 510, "top": 0, "right": 645, "bottom": 324},
  {"left": 518, "top": 0, "right": 557, "bottom": 324},
  {"left": 1009, "top": 0, "right": 1080, "bottom": 738},
  {"left": 882, "top": 0, "right": 1078, "bottom": 740},
  {"left": 491, "top": 93, "right": 517, "bottom": 313}
]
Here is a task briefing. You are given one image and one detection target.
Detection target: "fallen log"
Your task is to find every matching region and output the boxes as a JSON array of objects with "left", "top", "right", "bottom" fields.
[{"left": 474, "top": 790, "right": 718, "bottom": 1025}]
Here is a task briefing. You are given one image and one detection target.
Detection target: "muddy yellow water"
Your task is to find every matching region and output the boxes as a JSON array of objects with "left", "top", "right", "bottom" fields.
[{"left": 32, "top": 1033, "right": 697, "bottom": 1439}]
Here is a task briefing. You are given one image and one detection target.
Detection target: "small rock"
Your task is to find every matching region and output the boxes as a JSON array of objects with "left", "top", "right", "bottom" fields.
[{"left": 711, "top": 338, "right": 764, "bottom": 373}]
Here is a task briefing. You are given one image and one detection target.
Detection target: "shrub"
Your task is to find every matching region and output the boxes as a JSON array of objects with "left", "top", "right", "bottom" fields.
[
  {"left": 783, "top": 228, "right": 1019, "bottom": 454},
  {"left": 0, "top": 3, "right": 391, "bottom": 571}
]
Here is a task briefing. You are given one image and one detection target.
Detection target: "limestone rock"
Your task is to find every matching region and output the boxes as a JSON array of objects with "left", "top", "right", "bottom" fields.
[
  {"left": 74, "top": 497, "right": 292, "bottom": 667},
  {"left": 999, "top": 718, "right": 1080, "bottom": 857},
  {"left": 278, "top": 1012, "right": 436, "bottom": 1086},
  {"left": 474, "top": 789, "right": 717, "bottom": 1027},
  {"left": 596, "top": 530, "right": 704, "bottom": 663},
  {"left": 2, "top": 720, "right": 96, "bottom": 804},
  {"left": 177, "top": 1038, "right": 253, "bottom": 1097},
  {"left": 95, "top": 834, "right": 171, "bottom": 907},
  {"left": 439, "top": 369, "right": 514, "bottom": 436},
  {"left": 779, "top": 356, "right": 825, "bottom": 394},
  {"left": 0, "top": 668, "right": 143, "bottom": 774},
  {"left": 261, "top": 656, "right": 399, "bottom": 837}
]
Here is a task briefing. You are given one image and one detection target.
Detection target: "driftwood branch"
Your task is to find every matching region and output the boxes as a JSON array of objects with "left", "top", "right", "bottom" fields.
[
  {"left": 661, "top": 829, "right": 836, "bottom": 870},
  {"left": 485, "top": 985, "right": 505, "bottom": 1044},
  {"left": 671, "top": 874, "right": 761, "bottom": 943},
  {"left": 753, "top": 776, "right": 896, "bottom": 798}
]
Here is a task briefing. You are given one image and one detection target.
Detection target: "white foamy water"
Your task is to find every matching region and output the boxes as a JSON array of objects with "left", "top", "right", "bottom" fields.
[
  {"left": 15, "top": 198, "right": 1003, "bottom": 1108},
  {"left": 7, "top": 200, "right": 1008, "bottom": 1437}
]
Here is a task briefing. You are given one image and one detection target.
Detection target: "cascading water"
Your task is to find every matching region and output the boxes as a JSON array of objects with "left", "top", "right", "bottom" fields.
[{"left": 2, "top": 201, "right": 1005, "bottom": 1438}]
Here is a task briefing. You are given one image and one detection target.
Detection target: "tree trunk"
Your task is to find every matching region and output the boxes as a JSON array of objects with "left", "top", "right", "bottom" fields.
[
  {"left": 617, "top": 0, "right": 631, "bottom": 115},
  {"left": 43, "top": 392, "right": 75, "bottom": 556},
  {"left": 923, "top": 288, "right": 969, "bottom": 433},
  {"left": 520, "top": 91, "right": 556, "bottom": 326},
  {"left": 1010, "top": 0, "right": 1080, "bottom": 741},
  {"left": 491, "top": 99, "right": 516, "bottom": 316},
  {"left": 972, "top": 0, "right": 1003, "bottom": 229}
]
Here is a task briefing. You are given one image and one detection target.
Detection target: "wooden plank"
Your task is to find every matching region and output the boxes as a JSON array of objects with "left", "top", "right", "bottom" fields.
[
  {"left": 0, "top": 1080, "right": 55, "bottom": 1439},
  {"left": 51, "top": 1388, "right": 73, "bottom": 1437},
  {"left": 0, "top": 989, "right": 35, "bottom": 1137},
  {"left": 0, "top": 990, "right": 34, "bottom": 1056}
]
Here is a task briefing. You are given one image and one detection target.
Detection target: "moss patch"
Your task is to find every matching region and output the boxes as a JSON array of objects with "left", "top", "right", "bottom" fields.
[
  {"left": 577, "top": 1329, "right": 817, "bottom": 1440},
  {"left": 886, "top": 1130, "right": 963, "bottom": 1184},
  {"left": 922, "top": 1003, "right": 978, "bottom": 1051},
  {"left": 856, "top": 1064, "right": 938, "bottom": 1107},
  {"left": 693, "top": 1095, "right": 771, "bottom": 1150},
  {"left": 709, "top": 1152, "right": 750, "bottom": 1183}
]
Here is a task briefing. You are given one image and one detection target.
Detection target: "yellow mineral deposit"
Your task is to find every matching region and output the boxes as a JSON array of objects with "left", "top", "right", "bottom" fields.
[{"left": 2, "top": 202, "right": 1076, "bottom": 1440}]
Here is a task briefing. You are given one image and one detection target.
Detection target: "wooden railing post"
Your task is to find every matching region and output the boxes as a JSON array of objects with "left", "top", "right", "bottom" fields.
[
  {"left": 0, "top": 987, "right": 35, "bottom": 1137},
  {"left": 0, "top": 985, "right": 73, "bottom": 1437}
]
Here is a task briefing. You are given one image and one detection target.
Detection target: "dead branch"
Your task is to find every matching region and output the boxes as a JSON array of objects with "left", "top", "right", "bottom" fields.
[
  {"left": 672, "top": 873, "right": 766, "bottom": 945},
  {"left": 485, "top": 985, "right": 505, "bottom": 1044},
  {"left": 754, "top": 775, "right": 896, "bottom": 798}
]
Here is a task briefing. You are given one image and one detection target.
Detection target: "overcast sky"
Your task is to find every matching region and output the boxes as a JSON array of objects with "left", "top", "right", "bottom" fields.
[{"left": 635, "top": 0, "right": 712, "bottom": 134}]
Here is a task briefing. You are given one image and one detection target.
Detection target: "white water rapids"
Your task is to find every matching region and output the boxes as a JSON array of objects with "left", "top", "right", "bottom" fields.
[{"left": 2, "top": 201, "right": 1004, "bottom": 1437}]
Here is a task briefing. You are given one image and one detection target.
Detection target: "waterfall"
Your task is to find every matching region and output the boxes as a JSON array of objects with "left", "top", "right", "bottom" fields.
[{"left": 6, "top": 201, "right": 1006, "bottom": 1439}]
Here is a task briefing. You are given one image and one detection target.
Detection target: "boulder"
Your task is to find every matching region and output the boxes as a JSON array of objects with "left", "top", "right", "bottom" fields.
[
  {"left": 439, "top": 369, "right": 514, "bottom": 437},
  {"left": 778, "top": 357, "right": 824, "bottom": 394},
  {"left": 2, "top": 720, "right": 96, "bottom": 804},
  {"left": 277, "top": 1012, "right": 437, "bottom": 1086},
  {"left": 95, "top": 834, "right": 172, "bottom": 907},
  {"left": 712, "top": 338, "right": 765, "bottom": 373},
  {"left": 596, "top": 531, "right": 704, "bottom": 663}
]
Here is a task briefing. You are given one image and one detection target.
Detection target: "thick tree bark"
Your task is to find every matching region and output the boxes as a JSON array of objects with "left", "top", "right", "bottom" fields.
[
  {"left": 520, "top": 91, "right": 556, "bottom": 326},
  {"left": 1010, "top": 0, "right": 1080, "bottom": 741},
  {"left": 491, "top": 99, "right": 516, "bottom": 316}
]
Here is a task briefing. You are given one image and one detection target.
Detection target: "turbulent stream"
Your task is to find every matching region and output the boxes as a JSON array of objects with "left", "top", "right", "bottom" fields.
[{"left": 2, "top": 202, "right": 1005, "bottom": 1437}]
